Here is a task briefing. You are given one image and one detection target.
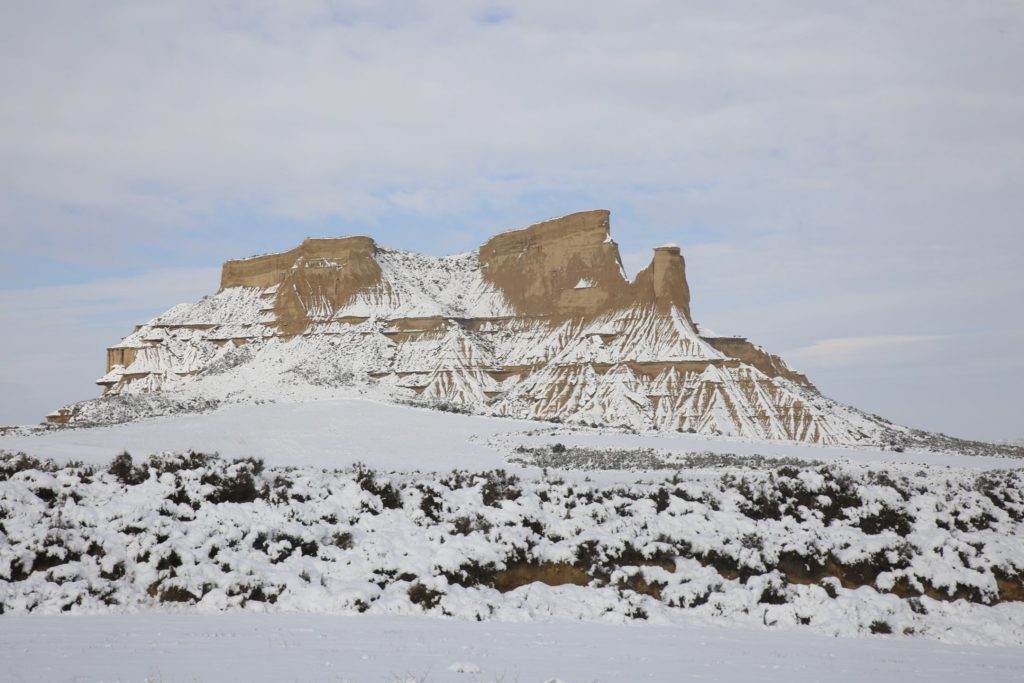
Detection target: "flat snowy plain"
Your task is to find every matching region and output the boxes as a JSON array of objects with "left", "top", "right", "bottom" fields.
[
  {"left": 2, "top": 398, "right": 1023, "bottom": 682},
  {"left": 3, "top": 613, "right": 1024, "bottom": 683},
  {"left": 0, "top": 397, "right": 1013, "bottom": 473}
]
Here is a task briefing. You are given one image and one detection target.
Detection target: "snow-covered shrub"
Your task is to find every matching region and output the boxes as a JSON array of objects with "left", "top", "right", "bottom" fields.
[
  {"left": 1, "top": 451, "right": 1023, "bottom": 644},
  {"left": 352, "top": 462, "right": 402, "bottom": 510},
  {"left": 108, "top": 453, "right": 146, "bottom": 486},
  {"left": 56, "top": 395, "right": 222, "bottom": 427},
  {"left": 510, "top": 446, "right": 823, "bottom": 471}
]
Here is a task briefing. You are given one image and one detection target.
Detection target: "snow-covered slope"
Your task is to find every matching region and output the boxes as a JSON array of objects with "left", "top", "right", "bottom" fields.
[
  {"left": 7, "top": 398, "right": 1016, "bottom": 472},
  {"left": 46, "top": 210, "right": 935, "bottom": 448}
]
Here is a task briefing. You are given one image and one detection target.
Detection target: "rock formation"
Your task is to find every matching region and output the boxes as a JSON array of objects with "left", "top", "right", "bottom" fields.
[{"left": 53, "top": 210, "right": 900, "bottom": 445}]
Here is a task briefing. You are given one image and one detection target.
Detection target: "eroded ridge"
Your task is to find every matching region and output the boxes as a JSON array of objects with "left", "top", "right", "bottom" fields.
[{"left": 55, "top": 211, "right": 913, "bottom": 446}]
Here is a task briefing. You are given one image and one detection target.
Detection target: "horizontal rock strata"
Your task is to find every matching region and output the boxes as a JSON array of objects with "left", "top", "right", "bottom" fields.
[{"left": 60, "top": 210, "right": 896, "bottom": 444}]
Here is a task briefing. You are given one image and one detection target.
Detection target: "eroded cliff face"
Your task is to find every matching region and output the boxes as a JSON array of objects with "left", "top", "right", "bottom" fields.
[
  {"left": 221, "top": 236, "right": 384, "bottom": 335},
  {"left": 479, "top": 210, "right": 627, "bottom": 318},
  {"left": 67, "top": 210, "right": 895, "bottom": 445}
]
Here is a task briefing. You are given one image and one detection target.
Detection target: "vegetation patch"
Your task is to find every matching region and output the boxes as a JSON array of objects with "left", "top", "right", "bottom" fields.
[
  {"left": 509, "top": 445, "right": 825, "bottom": 471},
  {"left": 1, "top": 450, "right": 1023, "bottom": 642}
]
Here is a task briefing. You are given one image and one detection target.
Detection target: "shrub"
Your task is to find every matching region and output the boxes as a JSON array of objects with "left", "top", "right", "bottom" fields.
[
  {"left": 199, "top": 457, "right": 265, "bottom": 504},
  {"left": 147, "top": 451, "right": 219, "bottom": 475},
  {"left": 331, "top": 531, "right": 354, "bottom": 549},
  {"left": 0, "top": 452, "right": 58, "bottom": 481},
  {"left": 451, "top": 515, "right": 492, "bottom": 536},
  {"left": 858, "top": 508, "right": 913, "bottom": 536},
  {"left": 353, "top": 463, "right": 403, "bottom": 510},
  {"left": 407, "top": 583, "right": 442, "bottom": 609},
  {"left": 417, "top": 485, "right": 443, "bottom": 521},
  {"left": 869, "top": 620, "right": 893, "bottom": 634},
  {"left": 108, "top": 452, "right": 148, "bottom": 485},
  {"left": 480, "top": 470, "right": 520, "bottom": 507}
]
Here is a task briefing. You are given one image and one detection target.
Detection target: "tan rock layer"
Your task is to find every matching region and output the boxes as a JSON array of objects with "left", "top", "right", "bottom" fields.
[
  {"left": 479, "top": 210, "right": 692, "bottom": 321},
  {"left": 221, "top": 236, "right": 380, "bottom": 289},
  {"left": 703, "top": 337, "right": 813, "bottom": 388},
  {"left": 222, "top": 236, "right": 384, "bottom": 335},
  {"left": 220, "top": 211, "right": 696, "bottom": 333},
  {"left": 479, "top": 210, "right": 627, "bottom": 319},
  {"left": 106, "top": 348, "right": 138, "bottom": 373}
]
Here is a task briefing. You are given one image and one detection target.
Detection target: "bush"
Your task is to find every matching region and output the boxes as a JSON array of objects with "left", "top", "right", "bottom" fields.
[
  {"left": 417, "top": 486, "right": 443, "bottom": 521},
  {"left": 201, "top": 458, "right": 264, "bottom": 504},
  {"left": 353, "top": 463, "right": 402, "bottom": 510},
  {"left": 407, "top": 583, "right": 442, "bottom": 609},
  {"left": 858, "top": 507, "right": 913, "bottom": 536},
  {"left": 147, "top": 451, "right": 219, "bottom": 475},
  {"left": 479, "top": 470, "right": 520, "bottom": 507},
  {"left": 331, "top": 531, "right": 354, "bottom": 549},
  {"left": 108, "top": 452, "right": 148, "bottom": 485},
  {"left": 0, "top": 452, "right": 60, "bottom": 481},
  {"left": 869, "top": 620, "right": 893, "bottom": 634}
]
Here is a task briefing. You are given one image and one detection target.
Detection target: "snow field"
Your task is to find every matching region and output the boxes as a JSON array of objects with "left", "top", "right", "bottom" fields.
[
  {"left": 3, "top": 612, "right": 1024, "bottom": 683},
  {"left": 2, "top": 451, "right": 1022, "bottom": 646},
  {"left": 3, "top": 398, "right": 1017, "bottom": 473}
]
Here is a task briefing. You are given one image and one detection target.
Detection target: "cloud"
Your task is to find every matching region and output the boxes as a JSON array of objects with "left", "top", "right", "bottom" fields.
[
  {"left": 2, "top": 3, "right": 1022, "bottom": 250},
  {"left": 0, "top": 267, "right": 219, "bottom": 424},
  {"left": 0, "top": 1, "right": 1022, "bottom": 439},
  {"left": 785, "top": 335, "right": 944, "bottom": 369}
]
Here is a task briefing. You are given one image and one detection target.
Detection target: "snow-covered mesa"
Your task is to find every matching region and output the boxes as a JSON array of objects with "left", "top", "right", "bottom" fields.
[{"left": 46, "top": 209, "right": 996, "bottom": 455}]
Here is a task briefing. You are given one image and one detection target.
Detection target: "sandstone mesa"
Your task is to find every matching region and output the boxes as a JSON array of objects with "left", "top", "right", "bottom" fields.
[{"left": 49, "top": 210, "right": 927, "bottom": 447}]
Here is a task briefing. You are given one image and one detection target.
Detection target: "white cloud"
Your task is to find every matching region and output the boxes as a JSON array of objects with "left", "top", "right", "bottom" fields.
[
  {"left": 2, "top": 2, "right": 1022, "bottom": 240},
  {"left": 0, "top": 267, "right": 219, "bottom": 424},
  {"left": 0, "top": 1, "right": 1022, "bottom": 438},
  {"left": 785, "top": 335, "right": 945, "bottom": 369}
]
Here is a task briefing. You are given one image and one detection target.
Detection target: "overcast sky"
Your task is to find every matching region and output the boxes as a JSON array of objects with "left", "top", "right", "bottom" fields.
[{"left": 1, "top": 1, "right": 1022, "bottom": 440}]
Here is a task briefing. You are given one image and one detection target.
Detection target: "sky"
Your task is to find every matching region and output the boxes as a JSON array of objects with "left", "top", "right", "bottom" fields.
[{"left": 1, "top": 1, "right": 1022, "bottom": 441}]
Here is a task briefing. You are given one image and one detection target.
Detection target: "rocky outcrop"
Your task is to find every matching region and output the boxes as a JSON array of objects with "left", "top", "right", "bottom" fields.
[
  {"left": 222, "top": 236, "right": 384, "bottom": 335},
  {"left": 477, "top": 211, "right": 692, "bottom": 320},
  {"left": 479, "top": 210, "right": 629, "bottom": 319},
  {"left": 68, "top": 210, "right": 903, "bottom": 444}
]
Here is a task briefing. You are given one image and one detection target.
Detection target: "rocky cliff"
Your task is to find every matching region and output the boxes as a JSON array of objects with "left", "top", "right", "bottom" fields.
[{"left": 52, "top": 210, "right": 902, "bottom": 445}]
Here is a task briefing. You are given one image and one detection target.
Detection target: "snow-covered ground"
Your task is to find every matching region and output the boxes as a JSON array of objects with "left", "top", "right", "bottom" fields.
[
  {"left": 2, "top": 613, "right": 1023, "bottom": 683},
  {"left": 2, "top": 398, "right": 1023, "bottom": 682},
  {"left": 1, "top": 398, "right": 1017, "bottom": 472},
  {"left": 3, "top": 399, "right": 530, "bottom": 472}
]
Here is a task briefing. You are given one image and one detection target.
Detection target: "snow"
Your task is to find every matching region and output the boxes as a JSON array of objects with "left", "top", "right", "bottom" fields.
[
  {"left": 1, "top": 613, "right": 1022, "bottom": 683},
  {"left": 87, "top": 303, "right": 909, "bottom": 445},
  {"left": 0, "top": 400, "right": 523, "bottom": 471},
  {"left": 9, "top": 228, "right": 1023, "bottom": 683},
  {"left": 339, "top": 249, "right": 515, "bottom": 320},
  {"left": 76, "top": 233, "right": 928, "bottom": 447},
  {"left": 0, "top": 399, "right": 1014, "bottom": 472},
  {"left": 4, "top": 447, "right": 1021, "bottom": 639},
  {"left": 696, "top": 322, "right": 731, "bottom": 338},
  {"left": 3, "top": 400, "right": 1024, "bottom": 681}
]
